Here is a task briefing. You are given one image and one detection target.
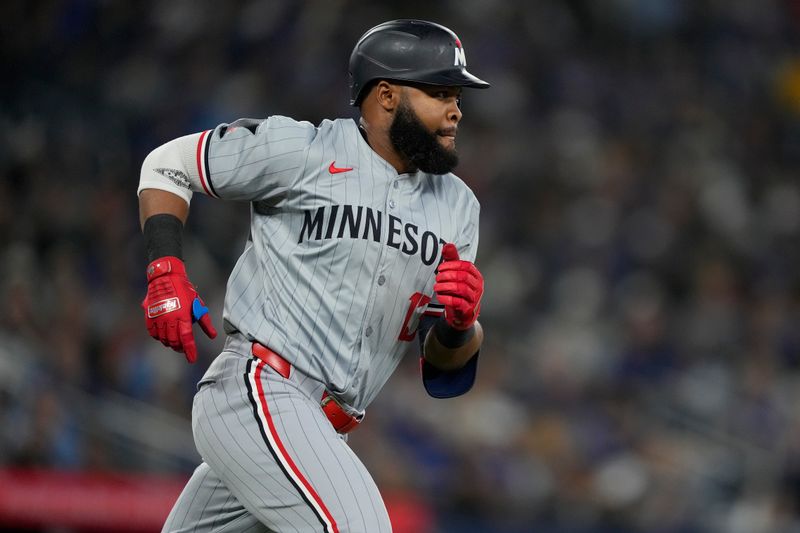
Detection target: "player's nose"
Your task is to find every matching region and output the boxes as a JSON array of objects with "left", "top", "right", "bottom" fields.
[{"left": 448, "top": 101, "right": 462, "bottom": 124}]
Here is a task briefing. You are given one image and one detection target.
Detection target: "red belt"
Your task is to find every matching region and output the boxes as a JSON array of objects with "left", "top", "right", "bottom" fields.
[{"left": 251, "top": 342, "right": 360, "bottom": 434}]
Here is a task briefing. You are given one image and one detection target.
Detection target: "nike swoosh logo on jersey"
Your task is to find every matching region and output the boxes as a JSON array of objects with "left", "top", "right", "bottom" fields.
[{"left": 328, "top": 161, "right": 354, "bottom": 174}]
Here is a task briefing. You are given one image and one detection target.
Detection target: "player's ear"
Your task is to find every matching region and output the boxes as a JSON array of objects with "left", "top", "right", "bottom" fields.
[{"left": 374, "top": 80, "right": 399, "bottom": 112}]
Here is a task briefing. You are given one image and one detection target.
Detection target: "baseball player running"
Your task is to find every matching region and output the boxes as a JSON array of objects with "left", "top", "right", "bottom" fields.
[{"left": 138, "top": 20, "right": 488, "bottom": 532}]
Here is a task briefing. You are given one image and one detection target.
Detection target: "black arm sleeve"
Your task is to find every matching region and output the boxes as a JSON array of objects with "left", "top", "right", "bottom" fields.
[{"left": 143, "top": 214, "right": 183, "bottom": 262}]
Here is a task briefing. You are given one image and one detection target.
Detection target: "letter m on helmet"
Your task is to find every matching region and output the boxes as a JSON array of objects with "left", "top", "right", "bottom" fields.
[{"left": 454, "top": 45, "right": 467, "bottom": 67}]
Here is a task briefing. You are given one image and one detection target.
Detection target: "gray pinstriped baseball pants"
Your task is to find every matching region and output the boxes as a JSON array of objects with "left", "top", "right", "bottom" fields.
[{"left": 162, "top": 341, "right": 392, "bottom": 533}]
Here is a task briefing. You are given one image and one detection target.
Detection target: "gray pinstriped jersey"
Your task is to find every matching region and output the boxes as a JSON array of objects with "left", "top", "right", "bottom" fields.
[{"left": 197, "top": 116, "right": 479, "bottom": 410}]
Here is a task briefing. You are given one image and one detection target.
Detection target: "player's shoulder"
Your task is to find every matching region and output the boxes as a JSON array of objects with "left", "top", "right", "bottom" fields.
[
  {"left": 234, "top": 114, "right": 320, "bottom": 149},
  {"left": 313, "top": 117, "right": 358, "bottom": 137},
  {"left": 261, "top": 114, "right": 317, "bottom": 134},
  {"left": 218, "top": 115, "right": 344, "bottom": 138},
  {"left": 215, "top": 115, "right": 317, "bottom": 141}
]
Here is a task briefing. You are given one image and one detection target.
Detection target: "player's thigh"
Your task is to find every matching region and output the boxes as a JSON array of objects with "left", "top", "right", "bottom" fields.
[
  {"left": 193, "top": 360, "right": 391, "bottom": 533},
  {"left": 162, "top": 461, "right": 269, "bottom": 533}
]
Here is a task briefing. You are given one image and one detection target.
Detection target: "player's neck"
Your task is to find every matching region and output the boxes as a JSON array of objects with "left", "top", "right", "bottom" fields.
[{"left": 358, "top": 119, "right": 416, "bottom": 175}]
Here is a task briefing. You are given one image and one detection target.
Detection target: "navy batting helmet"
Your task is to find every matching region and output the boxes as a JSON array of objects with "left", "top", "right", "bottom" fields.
[{"left": 348, "top": 19, "right": 490, "bottom": 106}]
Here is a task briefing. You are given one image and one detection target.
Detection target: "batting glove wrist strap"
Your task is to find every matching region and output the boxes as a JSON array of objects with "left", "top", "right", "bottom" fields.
[
  {"left": 142, "top": 256, "right": 217, "bottom": 363},
  {"left": 146, "top": 256, "right": 186, "bottom": 282}
]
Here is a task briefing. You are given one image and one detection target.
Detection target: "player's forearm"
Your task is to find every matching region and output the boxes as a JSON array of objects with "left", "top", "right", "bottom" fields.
[
  {"left": 423, "top": 320, "right": 483, "bottom": 371},
  {"left": 139, "top": 189, "right": 189, "bottom": 263}
]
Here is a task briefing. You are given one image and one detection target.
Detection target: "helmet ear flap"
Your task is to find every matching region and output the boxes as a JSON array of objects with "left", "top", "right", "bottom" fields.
[{"left": 352, "top": 80, "right": 378, "bottom": 107}]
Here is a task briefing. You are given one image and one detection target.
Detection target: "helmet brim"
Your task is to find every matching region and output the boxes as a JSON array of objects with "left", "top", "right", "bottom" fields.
[
  {"left": 423, "top": 68, "right": 491, "bottom": 89},
  {"left": 349, "top": 70, "right": 490, "bottom": 106}
]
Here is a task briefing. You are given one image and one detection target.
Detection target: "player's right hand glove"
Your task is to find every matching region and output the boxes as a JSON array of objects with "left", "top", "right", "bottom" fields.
[
  {"left": 434, "top": 243, "right": 484, "bottom": 331},
  {"left": 142, "top": 256, "right": 217, "bottom": 363}
]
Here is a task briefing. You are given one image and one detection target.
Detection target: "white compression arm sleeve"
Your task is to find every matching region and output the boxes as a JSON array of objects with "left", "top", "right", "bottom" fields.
[{"left": 137, "top": 132, "right": 205, "bottom": 206}]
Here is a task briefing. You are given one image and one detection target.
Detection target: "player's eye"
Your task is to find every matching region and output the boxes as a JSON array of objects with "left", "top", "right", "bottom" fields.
[{"left": 438, "top": 91, "right": 462, "bottom": 105}]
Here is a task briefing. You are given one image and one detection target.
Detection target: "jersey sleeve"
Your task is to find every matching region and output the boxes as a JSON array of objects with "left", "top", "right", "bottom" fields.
[
  {"left": 196, "top": 116, "right": 317, "bottom": 201},
  {"left": 138, "top": 116, "right": 316, "bottom": 204}
]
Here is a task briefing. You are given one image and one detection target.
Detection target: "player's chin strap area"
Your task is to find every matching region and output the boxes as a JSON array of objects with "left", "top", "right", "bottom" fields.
[{"left": 251, "top": 342, "right": 362, "bottom": 434}]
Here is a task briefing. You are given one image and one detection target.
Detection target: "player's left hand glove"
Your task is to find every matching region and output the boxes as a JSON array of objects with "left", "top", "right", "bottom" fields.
[
  {"left": 434, "top": 243, "right": 483, "bottom": 331},
  {"left": 141, "top": 256, "right": 217, "bottom": 363}
]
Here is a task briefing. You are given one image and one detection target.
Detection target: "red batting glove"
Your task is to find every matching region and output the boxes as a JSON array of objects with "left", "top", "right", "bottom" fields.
[
  {"left": 434, "top": 243, "right": 484, "bottom": 331},
  {"left": 142, "top": 256, "right": 217, "bottom": 363}
]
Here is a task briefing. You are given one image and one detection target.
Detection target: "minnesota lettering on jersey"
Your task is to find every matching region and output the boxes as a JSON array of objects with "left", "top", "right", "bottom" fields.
[{"left": 298, "top": 205, "right": 444, "bottom": 265}]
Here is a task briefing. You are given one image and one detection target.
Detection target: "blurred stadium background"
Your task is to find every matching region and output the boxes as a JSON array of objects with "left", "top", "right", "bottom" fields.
[{"left": 4, "top": 1, "right": 800, "bottom": 532}]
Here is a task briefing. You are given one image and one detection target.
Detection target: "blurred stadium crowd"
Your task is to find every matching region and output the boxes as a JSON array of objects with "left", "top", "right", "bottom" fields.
[{"left": 4, "top": 1, "right": 800, "bottom": 532}]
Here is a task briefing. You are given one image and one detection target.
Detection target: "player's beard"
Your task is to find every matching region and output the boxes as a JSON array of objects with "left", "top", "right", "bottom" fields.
[{"left": 389, "top": 99, "right": 459, "bottom": 175}]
